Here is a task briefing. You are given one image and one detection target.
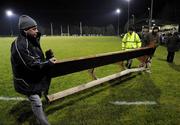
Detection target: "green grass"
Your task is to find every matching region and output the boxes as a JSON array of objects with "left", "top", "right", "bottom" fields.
[{"left": 0, "top": 36, "right": 179, "bottom": 125}]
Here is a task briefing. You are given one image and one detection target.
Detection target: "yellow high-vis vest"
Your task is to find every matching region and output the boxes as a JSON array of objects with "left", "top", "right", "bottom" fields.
[{"left": 122, "top": 32, "right": 142, "bottom": 50}]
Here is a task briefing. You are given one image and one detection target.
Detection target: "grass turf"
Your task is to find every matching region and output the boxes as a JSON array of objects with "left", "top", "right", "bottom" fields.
[{"left": 0, "top": 36, "right": 179, "bottom": 125}]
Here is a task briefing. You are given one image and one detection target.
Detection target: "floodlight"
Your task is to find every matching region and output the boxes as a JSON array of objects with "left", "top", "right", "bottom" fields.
[
  {"left": 116, "top": 9, "right": 121, "bottom": 14},
  {"left": 6, "top": 10, "right": 14, "bottom": 17}
]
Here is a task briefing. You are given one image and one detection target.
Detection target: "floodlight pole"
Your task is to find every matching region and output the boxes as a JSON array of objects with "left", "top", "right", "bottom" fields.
[
  {"left": 67, "top": 25, "right": 70, "bottom": 36},
  {"left": 117, "top": 13, "right": 120, "bottom": 36},
  {"left": 80, "top": 22, "right": 82, "bottom": 36},
  {"left": 61, "top": 25, "right": 63, "bottom": 36},
  {"left": 148, "top": 7, "right": 151, "bottom": 29},
  {"left": 50, "top": 22, "right": 53, "bottom": 36},
  {"left": 127, "top": 0, "right": 130, "bottom": 31},
  {"left": 132, "top": 14, "right": 135, "bottom": 25},
  {"left": 116, "top": 8, "right": 120, "bottom": 36},
  {"left": 6, "top": 10, "right": 14, "bottom": 36},
  {"left": 9, "top": 19, "right": 13, "bottom": 36},
  {"left": 150, "top": 0, "right": 153, "bottom": 29}
]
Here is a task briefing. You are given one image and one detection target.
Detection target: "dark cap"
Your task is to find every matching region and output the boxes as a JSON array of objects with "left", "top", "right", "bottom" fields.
[
  {"left": 142, "top": 25, "right": 149, "bottom": 29},
  {"left": 128, "top": 25, "right": 135, "bottom": 31},
  {"left": 18, "top": 15, "right": 37, "bottom": 30},
  {"left": 153, "top": 26, "right": 159, "bottom": 31}
]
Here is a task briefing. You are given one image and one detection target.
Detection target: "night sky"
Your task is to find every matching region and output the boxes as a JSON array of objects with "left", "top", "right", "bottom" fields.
[{"left": 0, "top": 0, "right": 179, "bottom": 35}]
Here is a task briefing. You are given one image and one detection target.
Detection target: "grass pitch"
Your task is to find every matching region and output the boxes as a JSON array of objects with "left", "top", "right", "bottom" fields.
[{"left": 0, "top": 36, "right": 179, "bottom": 125}]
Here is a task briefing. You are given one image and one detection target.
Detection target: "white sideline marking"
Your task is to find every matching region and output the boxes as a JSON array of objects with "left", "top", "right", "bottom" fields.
[
  {"left": 0, "top": 96, "right": 28, "bottom": 101},
  {"left": 110, "top": 101, "right": 157, "bottom": 105}
]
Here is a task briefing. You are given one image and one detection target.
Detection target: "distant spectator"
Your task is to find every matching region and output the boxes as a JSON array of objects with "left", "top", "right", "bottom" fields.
[
  {"left": 140, "top": 25, "right": 150, "bottom": 47},
  {"left": 138, "top": 26, "right": 160, "bottom": 72},
  {"left": 160, "top": 33, "right": 165, "bottom": 45},
  {"left": 166, "top": 32, "right": 180, "bottom": 63}
]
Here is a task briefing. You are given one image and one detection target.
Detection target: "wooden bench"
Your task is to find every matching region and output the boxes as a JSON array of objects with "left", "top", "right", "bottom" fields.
[{"left": 47, "top": 47, "right": 154, "bottom": 102}]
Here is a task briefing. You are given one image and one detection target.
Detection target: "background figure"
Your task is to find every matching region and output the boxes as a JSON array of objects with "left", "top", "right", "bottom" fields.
[
  {"left": 139, "top": 26, "right": 160, "bottom": 71},
  {"left": 138, "top": 25, "right": 150, "bottom": 67},
  {"left": 11, "top": 15, "right": 57, "bottom": 125},
  {"left": 140, "top": 25, "right": 150, "bottom": 47},
  {"left": 121, "top": 26, "right": 142, "bottom": 69},
  {"left": 147, "top": 26, "right": 160, "bottom": 65},
  {"left": 166, "top": 32, "right": 180, "bottom": 63},
  {"left": 149, "top": 26, "right": 160, "bottom": 52}
]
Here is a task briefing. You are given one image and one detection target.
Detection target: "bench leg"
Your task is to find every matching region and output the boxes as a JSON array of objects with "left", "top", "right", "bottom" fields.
[
  {"left": 116, "top": 61, "right": 127, "bottom": 70},
  {"left": 88, "top": 68, "right": 98, "bottom": 80}
]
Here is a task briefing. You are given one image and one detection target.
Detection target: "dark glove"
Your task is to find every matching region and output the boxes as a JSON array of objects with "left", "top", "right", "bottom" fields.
[{"left": 45, "top": 49, "right": 54, "bottom": 60}]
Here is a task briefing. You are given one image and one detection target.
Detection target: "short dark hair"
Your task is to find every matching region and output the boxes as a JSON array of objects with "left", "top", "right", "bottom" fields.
[
  {"left": 142, "top": 25, "right": 149, "bottom": 29},
  {"left": 173, "top": 32, "right": 179, "bottom": 36},
  {"left": 128, "top": 25, "right": 135, "bottom": 31},
  {"left": 153, "top": 26, "right": 159, "bottom": 31}
]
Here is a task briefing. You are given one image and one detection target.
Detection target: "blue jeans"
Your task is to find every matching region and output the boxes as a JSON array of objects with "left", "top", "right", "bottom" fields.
[{"left": 28, "top": 94, "right": 50, "bottom": 125}]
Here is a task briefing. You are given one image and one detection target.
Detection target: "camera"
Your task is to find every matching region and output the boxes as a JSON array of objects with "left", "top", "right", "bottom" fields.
[{"left": 45, "top": 49, "right": 54, "bottom": 60}]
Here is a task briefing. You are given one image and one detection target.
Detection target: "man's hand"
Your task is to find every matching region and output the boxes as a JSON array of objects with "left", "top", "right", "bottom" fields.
[{"left": 49, "top": 57, "right": 58, "bottom": 64}]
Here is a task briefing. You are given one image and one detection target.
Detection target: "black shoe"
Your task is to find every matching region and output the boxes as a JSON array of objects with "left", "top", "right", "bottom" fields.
[
  {"left": 127, "top": 63, "right": 131, "bottom": 69},
  {"left": 43, "top": 91, "right": 49, "bottom": 103}
]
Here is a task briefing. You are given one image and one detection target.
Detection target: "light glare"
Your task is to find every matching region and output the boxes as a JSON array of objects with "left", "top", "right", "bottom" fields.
[
  {"left": 6, "top": 10, "right": 13, "bottom": 17},
  {"left": 116, "top": 9, "right": 121, "bottom": 14}
]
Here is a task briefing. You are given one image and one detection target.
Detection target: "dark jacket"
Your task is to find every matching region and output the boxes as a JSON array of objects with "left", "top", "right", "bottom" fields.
[
  {"left": 148, "top": 32, "right": 160, "bottom": 48},
  {"left": 140, "top": 33, "right": 150, "bottom": 47},
  {"left": 11, "top": 32, "right": 53, "bottom": 95},
  {"left": 167, "top": 34, "right": 180, "bottom": 52}
]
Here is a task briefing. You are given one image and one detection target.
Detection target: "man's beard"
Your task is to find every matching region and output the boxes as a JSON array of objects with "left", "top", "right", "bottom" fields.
[
  {"left": 152, "top": 31, "right": 158, "bottom": 35},
  {"left": 27, "top": 32, "right": 41, "bottom": 45},
  {"left": 27, "top": 33, "right": 36, "bottom": 40}
]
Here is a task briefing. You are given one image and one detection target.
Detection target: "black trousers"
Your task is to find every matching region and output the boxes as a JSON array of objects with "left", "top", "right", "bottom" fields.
[
  {"left": 167, "top": 51, "right": 175, "bottom": 63},
  {"left": 126, "top": 59, "right": 133, "bottom": 69}
]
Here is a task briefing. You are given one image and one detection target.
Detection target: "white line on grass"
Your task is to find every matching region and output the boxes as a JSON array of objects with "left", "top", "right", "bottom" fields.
[
  {"left": 110, "top": 101, "right": 157, "bottom": 105},
  {"left": 0, "top": 96, "right": 28, "bottom": 101}
]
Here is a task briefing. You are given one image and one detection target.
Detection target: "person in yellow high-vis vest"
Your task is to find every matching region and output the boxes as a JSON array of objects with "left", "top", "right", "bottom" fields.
[{"left": 121, "top": 26, "right": 142, "bottom": 69}]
